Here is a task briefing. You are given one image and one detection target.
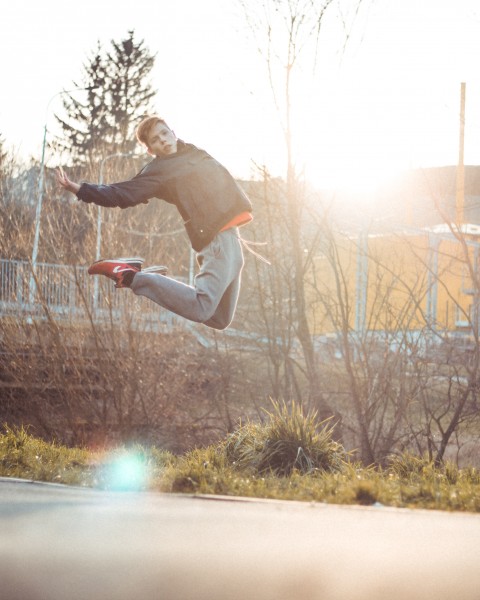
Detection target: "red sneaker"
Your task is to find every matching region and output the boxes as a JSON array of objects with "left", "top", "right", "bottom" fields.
[{"left": 88, "top": 259, "right": 140, "bottom": 288}]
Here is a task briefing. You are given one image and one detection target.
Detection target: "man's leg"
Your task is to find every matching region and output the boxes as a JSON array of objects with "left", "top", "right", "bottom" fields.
[
  {"left": 202, "top": 270, "right": 242, "bottom": 329},
  {"left": 130, "top": 229, "right": 244, "bottom": 329}
]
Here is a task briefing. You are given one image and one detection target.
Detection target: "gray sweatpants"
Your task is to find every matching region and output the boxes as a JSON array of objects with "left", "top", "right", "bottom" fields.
[{"left": 130, "top": 228, "right": 244, "bottom": 330}]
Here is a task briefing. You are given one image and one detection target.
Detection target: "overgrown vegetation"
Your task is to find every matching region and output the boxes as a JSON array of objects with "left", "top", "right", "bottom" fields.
[
  {"left": 2, "top": 161, "right": 480, "bottom": 466},
  {"left": 1, "top": 5, "right": 479, "bottom": 475},
  {"left": 0, "top": 319, "right": 253, "bottom": 452},
  {"left": 223, "top": 401, "right": 347, "bottom": 475},
  {"left": 1, "top": 404, "right": 479, "bottom": 513}
]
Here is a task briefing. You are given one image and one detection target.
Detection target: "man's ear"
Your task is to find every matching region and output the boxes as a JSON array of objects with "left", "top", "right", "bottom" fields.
[{"left": 146, "top": 146, "right": 155, "bottom": 156}]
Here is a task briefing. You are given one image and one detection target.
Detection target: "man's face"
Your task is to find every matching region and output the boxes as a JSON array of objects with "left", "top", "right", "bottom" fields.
[{"left": 146, "top": 122, "right": 178, "bottom": 156}]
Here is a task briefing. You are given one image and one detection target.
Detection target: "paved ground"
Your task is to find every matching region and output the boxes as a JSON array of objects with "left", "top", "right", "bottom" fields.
[{"left": 1, "top": 476, "right": 480, "bottom": 600}]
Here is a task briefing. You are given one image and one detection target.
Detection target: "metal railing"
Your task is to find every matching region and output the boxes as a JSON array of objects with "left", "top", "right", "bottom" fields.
[{"left": 0, "top": 259, "right": 183, "bottom": 332}]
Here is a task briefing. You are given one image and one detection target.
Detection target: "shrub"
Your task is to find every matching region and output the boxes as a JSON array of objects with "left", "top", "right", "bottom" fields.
[
  {"left": 222, "top": 400, "right": 347, "bottom": 476},
  {"left": 387, "top": 451, "right": 434, "bottom": 479}
]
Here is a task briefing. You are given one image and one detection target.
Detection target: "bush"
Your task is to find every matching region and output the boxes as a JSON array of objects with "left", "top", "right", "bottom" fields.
[
  {"left": 387, "top": 451, "right": 434, "bottom": 479},
  {"left": 222, "top": 400, "right": 347, "bottom": 476},
  {"left": 0, "top": 320, "right": 250, "bottom": 452}
]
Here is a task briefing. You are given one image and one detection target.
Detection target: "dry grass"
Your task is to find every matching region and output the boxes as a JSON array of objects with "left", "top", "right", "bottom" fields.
[
  {"left": 222, "top": 400, "right": 347, "bottom": 475},
  {"left": 1, "top": 403, "right": 480, "bottom": 512}
]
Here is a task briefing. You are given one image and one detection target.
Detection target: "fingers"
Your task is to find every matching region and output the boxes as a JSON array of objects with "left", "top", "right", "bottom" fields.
[
  {"left": 55, "top": 168, "right": 80, "bottom": 194},
  {"left": 56, "top": 167, "right": 67, "bottom": 186},
  {"left": 55, "top": 167, "right": 68, "bottom": 188}
]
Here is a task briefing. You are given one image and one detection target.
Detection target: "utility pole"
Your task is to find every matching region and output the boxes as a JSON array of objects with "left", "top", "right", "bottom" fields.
[{"left": 455, "top": 82, "right": 466, "bottom": 224}]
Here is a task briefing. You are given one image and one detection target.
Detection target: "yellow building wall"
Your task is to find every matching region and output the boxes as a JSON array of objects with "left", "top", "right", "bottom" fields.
[
  {"left": 308, "top": 230, "right": 478, "bottom": 336},
  {"left": 434, "top": 237, "right": 476, "bottom": 330},
  {"left": 308, "top": 235, "right": 357, "bottom": 335},
  {"left": 365, "top": 233, "right": 429, "bottom": 332}
]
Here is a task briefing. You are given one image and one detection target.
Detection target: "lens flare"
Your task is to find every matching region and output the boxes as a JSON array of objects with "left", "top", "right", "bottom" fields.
[{"left": 101, "top": 451, "right": 149, "bottom": 491}]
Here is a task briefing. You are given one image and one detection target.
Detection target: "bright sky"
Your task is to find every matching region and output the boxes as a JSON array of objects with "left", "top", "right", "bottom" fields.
[{"left": 1, "top": 0, "right": 480, "bottom": 192}]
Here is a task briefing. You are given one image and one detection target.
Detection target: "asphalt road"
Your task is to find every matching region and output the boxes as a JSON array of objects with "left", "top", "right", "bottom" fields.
[{"left": 1, "top": 476, "right": 480, "bottom": 600}]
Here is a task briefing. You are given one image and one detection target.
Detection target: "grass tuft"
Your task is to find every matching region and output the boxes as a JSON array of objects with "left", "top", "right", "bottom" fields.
[
  {"left": 222, "top": 400, "right": 347, "bottom": 476},
  {"left": 0, "top": 424, "right": 95, "bottom": 486},
  {"left": 387, "top": 451, "right": 434, "bottom": 479}
]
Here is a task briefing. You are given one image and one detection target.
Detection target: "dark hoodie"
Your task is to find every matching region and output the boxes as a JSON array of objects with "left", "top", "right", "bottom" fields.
[{"left": 77, "top": 141, "right": 253, "bottom": 251}]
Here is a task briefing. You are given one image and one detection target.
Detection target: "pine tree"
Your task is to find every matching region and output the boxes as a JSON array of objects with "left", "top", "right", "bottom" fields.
[
  {"left": 104, "top": 30, "right": 156, "bottom": 154},
  {"left": 55, "top": 45, "right": 110, "bottom": 166},
  {"left": 56, "top": 31, "right": 156, "bottom": 167}
]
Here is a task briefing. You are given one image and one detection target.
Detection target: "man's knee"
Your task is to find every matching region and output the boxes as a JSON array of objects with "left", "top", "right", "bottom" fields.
[{"left": 203, "top": 316, "right": 231, "bottom": 330}]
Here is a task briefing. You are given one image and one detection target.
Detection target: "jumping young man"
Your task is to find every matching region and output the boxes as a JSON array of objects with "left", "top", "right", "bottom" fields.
[{"left": 56, "top": 116, "right": 253, "bottom": 330}]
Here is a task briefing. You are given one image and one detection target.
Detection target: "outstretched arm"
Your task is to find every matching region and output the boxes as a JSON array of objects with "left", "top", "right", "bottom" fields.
[
  {"left": 56, "top": 165, "right": 160, "bottom": 209},
  {"left": 56, "top": 167, "right": 80, "bottom": 195}
]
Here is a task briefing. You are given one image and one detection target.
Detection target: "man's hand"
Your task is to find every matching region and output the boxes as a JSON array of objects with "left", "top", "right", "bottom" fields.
[{"left": 56, "top": 167, "right": 81, "bottom": 195}]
